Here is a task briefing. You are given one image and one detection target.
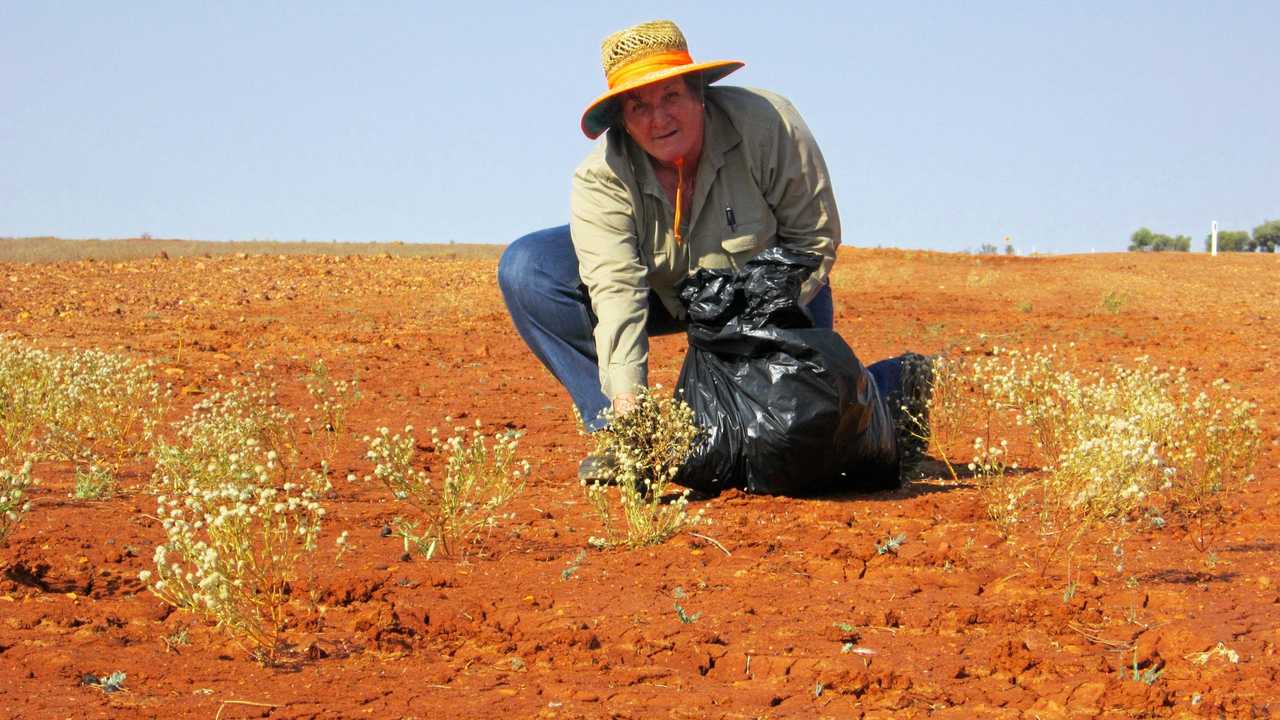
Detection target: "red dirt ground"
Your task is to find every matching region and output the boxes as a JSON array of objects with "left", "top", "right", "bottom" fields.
[{"left": 1, "top": 248, "right": 1277, "bottom": 719}]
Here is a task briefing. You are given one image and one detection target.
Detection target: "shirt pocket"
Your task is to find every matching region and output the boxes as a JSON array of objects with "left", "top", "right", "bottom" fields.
[
  {"left": 721, "top": 222, "right": 769, "bottom": 270},
  {"left": 644, "top": 248, "right": 669, "bottom": 269}
]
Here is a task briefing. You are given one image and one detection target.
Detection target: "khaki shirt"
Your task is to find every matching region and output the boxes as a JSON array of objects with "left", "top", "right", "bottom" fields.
[{"left": 570, "top": 86, "right": 840, "bottom": 400}]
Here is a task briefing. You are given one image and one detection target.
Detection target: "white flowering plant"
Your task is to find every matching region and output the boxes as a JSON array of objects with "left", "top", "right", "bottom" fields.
[
  {"left": 37, "top": 346, "right": 168, "bottom": 468},
  {"left": 0, "top": 340, "right": 56, "bottom": 459},
  {"left": 301, "top": 359, "right": 361, "bottom": 463},
  {"left": 923, "top": 347, "right": 1261, "bottom": 581},
  {"left": 1147, "top": 375, "right": 1260, "bottom": 553},
  {"left": 0, "top": 459, "right": 37, "bottom": 547},
  {"left": 151, "top": 376, "right": 297, "bottom": 494},
  {"left": 72, "top": 463, "right": 118, "bottom": 500},
  {"left": 363, "top": 419, "right": 528, "bottom": 559},
  {"left": 141, "top": 455, "right": 331, "bottom": 664},
  {"left": 577, "top": 386, "right": 705, "bottom": 549},
  {"left": 969, "top": 436, "right": 1025, "bottom": 536},
  {"left": 906, "top": 356, "right": 1027, "bottom": 534},
  {"left": 0, "top": 338, "right": 167, "bottom": 483},
  {"left": 905, "top": 355, "right": 970, "bottom": 482}
]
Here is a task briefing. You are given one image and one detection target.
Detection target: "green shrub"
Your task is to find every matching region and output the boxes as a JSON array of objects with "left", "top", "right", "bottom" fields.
[
  {"left": 1129, "top": 227, "right": 1190, "bottom": 252},
  {"left": 1204, "top": 230, "right": 1252, "bottom": 252},
  {"left": 0, "top": 459, "right": 36, "bottom": 546},
  {"left": 1252, "top": 219, "right": 1280, "bottom": 252},
  {"left": 1128, "top": 227, "right": 1154, "bottom": 251},
  {"left": 72, "top": 464, "right": 117, "bottom": 500}
]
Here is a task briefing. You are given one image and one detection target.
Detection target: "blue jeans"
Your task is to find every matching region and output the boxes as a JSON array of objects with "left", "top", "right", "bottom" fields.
[{"left": 497, "top": 225, "right": 902, "bottom": 430}]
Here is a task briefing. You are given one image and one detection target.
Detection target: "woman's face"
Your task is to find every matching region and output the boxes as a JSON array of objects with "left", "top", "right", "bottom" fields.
[{"left": 619, "top": 76, "right": 704, "bottom": 166}]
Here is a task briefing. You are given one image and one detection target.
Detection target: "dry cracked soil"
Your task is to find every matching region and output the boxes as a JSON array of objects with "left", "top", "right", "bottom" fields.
[{"left": 1, "top": 247, "right": 1278, "bottom": 719}]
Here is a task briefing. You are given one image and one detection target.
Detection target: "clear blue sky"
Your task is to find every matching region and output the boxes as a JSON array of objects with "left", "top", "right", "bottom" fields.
[{"left": 3, "top": 2, "right": 1277, "bottom": 253}]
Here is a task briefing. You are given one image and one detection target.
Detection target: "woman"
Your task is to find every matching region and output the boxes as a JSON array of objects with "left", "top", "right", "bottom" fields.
[{"left": 499, "top": 20, "right": 923, "bottom": 482}]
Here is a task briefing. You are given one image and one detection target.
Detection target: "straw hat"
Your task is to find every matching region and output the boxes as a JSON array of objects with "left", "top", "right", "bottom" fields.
[{"left": 580, "top": 20, "right": 744, "bottom": 139}]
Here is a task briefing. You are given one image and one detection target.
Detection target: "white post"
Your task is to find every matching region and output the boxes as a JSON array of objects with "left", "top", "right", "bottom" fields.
[{"left": 1211, "top": 221, "right": 1218, "bottom": 256}]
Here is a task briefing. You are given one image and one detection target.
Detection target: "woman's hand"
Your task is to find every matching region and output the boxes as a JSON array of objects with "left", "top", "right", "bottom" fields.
[{"left": 612, "top": 392, "right": 638, "bottom": 416}]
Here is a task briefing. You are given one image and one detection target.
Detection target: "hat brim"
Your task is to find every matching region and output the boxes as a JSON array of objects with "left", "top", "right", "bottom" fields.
[{"left": 580, "top": 60, "right": 744, "bottom": 139}]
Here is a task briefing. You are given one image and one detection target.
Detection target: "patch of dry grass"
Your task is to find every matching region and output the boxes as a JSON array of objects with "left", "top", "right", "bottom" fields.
[{"left": 0, "top": 236, "right": 502, "bottom": 263}]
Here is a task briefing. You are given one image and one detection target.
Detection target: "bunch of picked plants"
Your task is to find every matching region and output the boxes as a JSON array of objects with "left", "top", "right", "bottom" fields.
[
  {"left": 363, "top": 419, "right": 528, "bottom": 559},
  {"left": 578, "top": 386, "right": 705, "bottom": 548}
]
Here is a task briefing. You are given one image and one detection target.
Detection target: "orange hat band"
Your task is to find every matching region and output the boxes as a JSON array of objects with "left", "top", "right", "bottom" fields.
[{"left": 606, "top": 50, "right": 694, "bottom": 89}]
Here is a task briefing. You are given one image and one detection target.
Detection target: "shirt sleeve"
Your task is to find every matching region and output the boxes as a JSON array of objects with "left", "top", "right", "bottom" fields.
[
  {"left": 759, "top": 98, "right": 841, "bottom": 305},
  {"left": 569, "top": 157, "right": 650, "bottom": 402}
]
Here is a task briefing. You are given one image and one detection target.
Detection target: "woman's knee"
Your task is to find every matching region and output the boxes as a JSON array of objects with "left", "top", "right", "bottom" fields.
[
  {"left": 498, "top": 233, "right": 537, "bottom": 297},
  {"left": 498, "top": 225, "right": 572, "bottom": 300}
]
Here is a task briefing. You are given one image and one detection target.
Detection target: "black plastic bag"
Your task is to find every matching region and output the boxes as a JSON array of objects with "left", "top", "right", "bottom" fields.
[{"left": 673, "top": 247, "right": 899, "bottom": 495}]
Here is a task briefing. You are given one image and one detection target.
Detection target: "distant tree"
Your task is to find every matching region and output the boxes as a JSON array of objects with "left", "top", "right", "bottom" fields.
[
  {"left": 1131, "top": 228, "right": 1188, "bottom": 252},
  {"left": 1253, "top": 219, "right": 1280, "bottom": 252},
  {"left": 978, "top": 243, "right": 999, "bottom": 255},
  {"left": 1129, "top": 227, "right": 1154, "bottom": 251},
  {"left": 1149, "top": 234, "right": 1190, "bottom": 252},
  {"left": 1204, "top": 230, "right": 1251, "bottom": 252},
  {"left": 1004, "top": 244, "right": 1015, "bottom": 256}
]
